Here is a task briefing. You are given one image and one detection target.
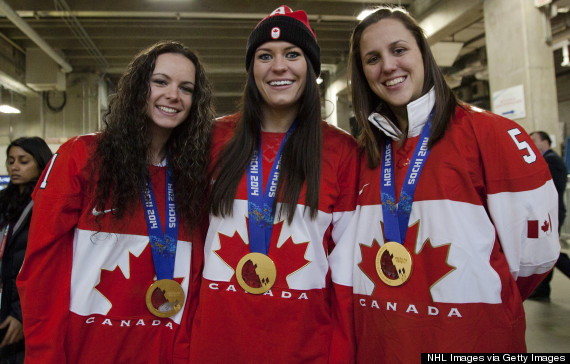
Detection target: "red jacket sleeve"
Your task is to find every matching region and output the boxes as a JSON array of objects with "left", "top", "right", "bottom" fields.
[
  {"left": 16, "top": 137, "right": 88, "bottom": 364},
  {"left": 173, "top": 217, "right": 205, "bottom": 364},
  {"left": 473, "top": 109, "right": 560, "bottom": 299},
  {"left": 326, "top": 126, "right": 359, "bottom": 364}
]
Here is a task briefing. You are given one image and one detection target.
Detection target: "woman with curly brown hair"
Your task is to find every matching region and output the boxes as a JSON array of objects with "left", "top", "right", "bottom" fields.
[{"left": 17, "top": 40, "right": 215, "bottom": 363}]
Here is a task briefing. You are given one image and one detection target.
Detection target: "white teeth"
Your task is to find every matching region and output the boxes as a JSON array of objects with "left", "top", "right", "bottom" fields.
[
  {"left": 157, "top": 106, "right": 178, "bottom": 113},
  {"left": 385, "top": 77, "right": 405, "bottom": 87},
  {"left": 269, "top": 80, "right": 293, "bottom": 86}
]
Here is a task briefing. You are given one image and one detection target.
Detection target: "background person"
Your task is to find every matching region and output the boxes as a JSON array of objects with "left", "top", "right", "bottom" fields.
[
  {"left": 0, "top": 137, "right": 52, "bottom": 364},
  {"left": 17, "top": 40, "right": 214, "bottom": 363},
  {"left": 189, "top": 6, "right": 358, "bottom": 363},
  {"left": 529, "top": 131, "right": 570, "bottom": 302},
  {"left": 347, "top": 7, "right": 560, "bottom": 361}
]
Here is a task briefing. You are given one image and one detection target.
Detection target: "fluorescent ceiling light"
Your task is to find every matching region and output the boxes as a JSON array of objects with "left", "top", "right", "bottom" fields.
[
  {"left": 0, "top": 70, "right": 36, "bottom": 96},
  {"left": 0, "top": 104, "right": 21, "bottom": 113}
]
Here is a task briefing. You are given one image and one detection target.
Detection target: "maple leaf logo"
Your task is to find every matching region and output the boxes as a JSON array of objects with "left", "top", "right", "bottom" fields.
[
  {"left": 241, "top": 259, "right": 266, "bottom": 288},
  {"left": 541, "top": 220, "right": 550, "bottom": 234},
  {"left": 215, "top": 218, "right": 310, "bottom": 288},
  {"left": 358, "top": 221, "right": 455, "bottom": 300},
  {"left": 358, "top": 238, "right": 384, "bottom": 294},
  {"left": 95, "top": 244, "right": 184, "bottom": 316}
]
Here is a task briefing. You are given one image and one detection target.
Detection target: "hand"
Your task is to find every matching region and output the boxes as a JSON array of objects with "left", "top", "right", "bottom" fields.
[{"left": 0, "top": 315, "right": 24, "bottom": 347}]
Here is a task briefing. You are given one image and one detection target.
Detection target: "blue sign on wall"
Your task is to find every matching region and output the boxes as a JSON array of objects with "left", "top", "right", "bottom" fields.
[{"left": 0, "top": 175, "right": 10, "bottom": 190}]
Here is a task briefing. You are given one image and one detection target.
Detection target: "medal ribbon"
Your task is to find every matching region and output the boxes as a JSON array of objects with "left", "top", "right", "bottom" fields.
[
  {"left": 247, "top": 122, "right": 297, "bottom": 254},
  {"left": 381, "top": 110, "right": 434, "bottom": 244},
  {"left": 140, "top": 166, "right": 178, "bottom": 280}
]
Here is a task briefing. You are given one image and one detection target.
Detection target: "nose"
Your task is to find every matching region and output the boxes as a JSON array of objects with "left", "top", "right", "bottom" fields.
[
  {"left": 382, "top": 55, "right": 397, "bottom": 74},
  {"left": 271, "top": 55, "right": 287, "bottom": 72},
  {"left": 165, "top": 84, "right": 180, "bottom": 100}
]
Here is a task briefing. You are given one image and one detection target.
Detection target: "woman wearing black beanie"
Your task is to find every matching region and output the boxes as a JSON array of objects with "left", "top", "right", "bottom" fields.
[{"left": 190, "top": 5, "right": 357, "bottom": 364}]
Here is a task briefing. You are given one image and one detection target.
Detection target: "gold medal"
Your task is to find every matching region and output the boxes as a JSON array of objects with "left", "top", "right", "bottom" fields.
[
  {"left": 236, "top": 252, "right": 277, "bottom": 294},
  {"left": 145, "top": 279, "right": 185, "bottom": 318},
  {"left": 375, "top": 241, "right": 413, "bottom": 286}
]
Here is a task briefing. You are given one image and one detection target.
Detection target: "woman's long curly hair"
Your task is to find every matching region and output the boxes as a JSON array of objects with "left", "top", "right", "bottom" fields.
[
  {"left": 0, "top": 137, "right": 53, "bottom": 227},
  {"left": 91, "top": 40, "right": 215, "bottom": 229}
]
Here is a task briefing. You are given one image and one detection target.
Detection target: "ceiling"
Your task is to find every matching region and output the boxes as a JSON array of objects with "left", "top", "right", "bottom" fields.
[{"left": 0, "top": 0, "right": 569, "bottom": 116}]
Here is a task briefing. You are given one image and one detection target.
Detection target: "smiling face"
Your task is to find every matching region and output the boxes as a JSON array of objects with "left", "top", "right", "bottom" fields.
[
  {"left": 253, "top": 41, "right": 307, "bottom": 115},
  {"left": 359, "top": 18, "right": 425, "bottom": 119},
  {"left": 146, "top": 52, "right": 196, "bottom": 136},
  {"left": 7, "top": 146, "right": 40, "bottom": 188}
]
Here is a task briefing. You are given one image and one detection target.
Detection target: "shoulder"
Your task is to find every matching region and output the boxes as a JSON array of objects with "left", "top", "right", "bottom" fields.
[
  {"left": 57, "top": 133, "right": 99, "bottom": 154},
  {"left": 50, "top": 134, "right": 101, "bottom": 176},
  {"left": 210, "top": 113, "right": 240, "bottom": 158},
  {"left": 445, "top": 105, "right": 554, "bottom": 192},
  {"left": 449, "top": 104, "right": 531, "bottom": 143},
  {"left": 453, "top": 104, "right": 516, "bottom": 128},
  {"left": 544, "top": 149, "right": 562, "bottom": 160},
  {"left": 321, "top": 121, "right": 357, "bottom": 149},
  {"left": 212, "top": 114, "right": 239, "bottom": 141},
  {"left": 214, "top": 113, "right": 240, "bottom": 131},
  {"left": 32, "top": 134, "right": 99, "bottom": 200},
  {"left": 321, "top": 121, "right": 359, "bottom": 173},
  {"left": 544, "top": 149, "right": 567, "bottom": 169}
]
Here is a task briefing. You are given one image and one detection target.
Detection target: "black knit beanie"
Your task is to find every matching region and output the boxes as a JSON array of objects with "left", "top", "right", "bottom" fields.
[{"left": 245, "top": 5, "right": 321, "bottom": 75}]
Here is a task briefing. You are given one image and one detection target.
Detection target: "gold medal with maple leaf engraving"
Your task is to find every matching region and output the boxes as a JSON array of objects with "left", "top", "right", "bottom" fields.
[
  {"left": 236, "top": 252, "right": 277, "bottom": 294},
  {"left": 375, "top": 241, "right": 413, "bottom": 286},
  {"left": 146, "top": 279, "right": 185, "bottom": 318}
]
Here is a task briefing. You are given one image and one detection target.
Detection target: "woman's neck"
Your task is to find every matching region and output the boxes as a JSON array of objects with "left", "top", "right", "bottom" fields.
[
  {"left": 149, "top": 130, "right": 170, "bottom": 165},
  {"left": 390, "top": 104, "right": 409, "bottom": 135},
  {"left": 260, "top": 105, "right": 298, "bottom": 133}
]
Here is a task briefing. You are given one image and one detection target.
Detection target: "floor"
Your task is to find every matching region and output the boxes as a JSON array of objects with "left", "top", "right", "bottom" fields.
[{"left": 524, "top": 243, "right": 570, "bottom": 353}]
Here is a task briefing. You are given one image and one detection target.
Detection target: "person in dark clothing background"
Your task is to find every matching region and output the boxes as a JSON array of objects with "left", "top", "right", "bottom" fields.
[
  {"left": 0, "top": 137, "right": 52, "bottom": 364},
  {"left": 530, "top": 131, "right": 570, "bottom": 301}
]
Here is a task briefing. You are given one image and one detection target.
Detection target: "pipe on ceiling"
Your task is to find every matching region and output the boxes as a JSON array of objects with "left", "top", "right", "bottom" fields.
[{"left": 0, "top": 0, "right": 72, "bottom": 73}]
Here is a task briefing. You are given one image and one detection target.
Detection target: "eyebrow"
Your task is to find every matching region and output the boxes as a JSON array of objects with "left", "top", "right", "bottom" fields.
[
  {"left": 255, "top": 45, "right": 301, "bottom": 53},
  {"left": 362, "top": 40, "right": 409, "bottom": 57},
  {"left": 152, "top": 73, "right": 195, "bottom": 86}
]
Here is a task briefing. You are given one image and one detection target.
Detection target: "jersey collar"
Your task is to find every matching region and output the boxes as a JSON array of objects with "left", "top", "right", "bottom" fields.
[{"left": 368, "top": 87, "right": 436, "bottom": 141}]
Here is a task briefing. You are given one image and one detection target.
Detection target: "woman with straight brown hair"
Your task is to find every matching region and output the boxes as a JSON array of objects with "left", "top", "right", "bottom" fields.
[
  {"left": 190, "top": 5, "right": 358, "bottom": 363},
  {"left": 348, "top": 6, "right": 559, "bottom": 361}
]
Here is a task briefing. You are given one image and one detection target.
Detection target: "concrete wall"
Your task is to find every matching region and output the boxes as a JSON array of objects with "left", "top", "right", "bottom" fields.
[
  {"left": 324, "top": 66, "right": 351, "bottom": 133},
  {"left": 484, "top": 0, "right": 559, "bottom": 144},
  {"left": 558, "top": 72, "right": 570, "bottom": 144},
  {"left": 0, "top": 72, "right": 103, "bottom": 174}
]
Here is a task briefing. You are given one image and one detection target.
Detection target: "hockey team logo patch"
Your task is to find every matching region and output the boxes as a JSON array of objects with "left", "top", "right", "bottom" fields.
[{"left": 271, "top": 27, "right": 281, "bottom": 39}]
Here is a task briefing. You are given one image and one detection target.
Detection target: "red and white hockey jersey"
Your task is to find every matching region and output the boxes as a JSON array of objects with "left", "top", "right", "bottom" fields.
[
  {"left": 351, "top": 91, "right": 560, "bottom": 362},
  {"left": 189, "top": 114, "right": 358, "bottom": 364},
  {"left": 17, "top": 134, "right": 203, "bottom": 364}
]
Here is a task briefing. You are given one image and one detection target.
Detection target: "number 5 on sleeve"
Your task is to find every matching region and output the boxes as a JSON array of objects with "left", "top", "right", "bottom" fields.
[{"left": 508, "top": 128, "right": 537, "bottom": 164}]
